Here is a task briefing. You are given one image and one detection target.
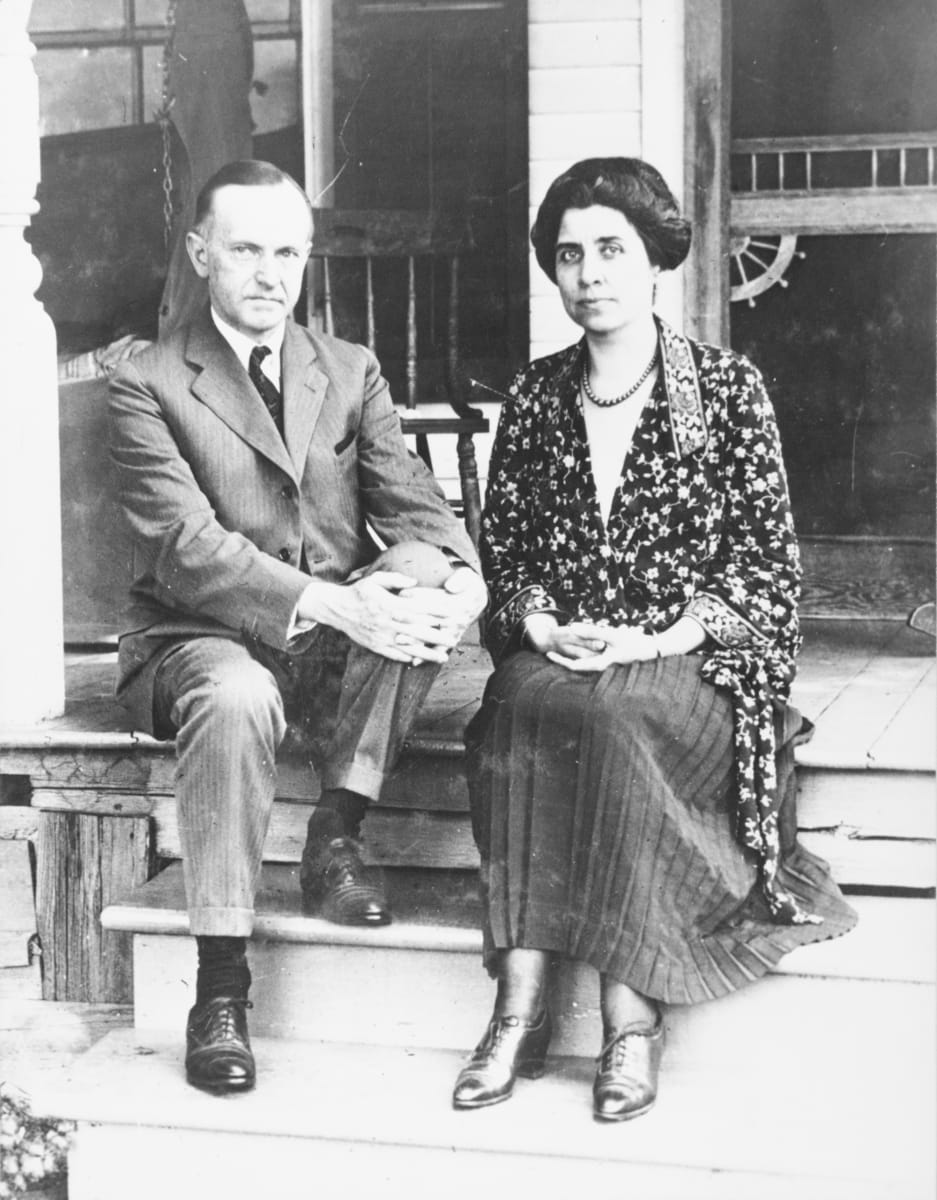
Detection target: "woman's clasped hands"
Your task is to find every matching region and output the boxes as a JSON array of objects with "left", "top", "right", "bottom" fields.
[{"left": 524, "top": 614, "right": 659, "bottom": 671}]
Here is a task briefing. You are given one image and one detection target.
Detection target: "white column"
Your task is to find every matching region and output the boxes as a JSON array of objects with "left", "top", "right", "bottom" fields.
[{"left": 0, "top": 0, "right": 65, "bottom": 722}]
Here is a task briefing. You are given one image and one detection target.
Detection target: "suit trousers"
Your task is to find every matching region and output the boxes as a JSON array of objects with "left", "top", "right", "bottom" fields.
[{"left": 153, "top": 543, "right": 452, "bottom": 936}]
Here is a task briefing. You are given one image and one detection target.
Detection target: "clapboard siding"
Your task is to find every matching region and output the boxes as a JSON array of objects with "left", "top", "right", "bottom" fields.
[
  {"left": 527, "top": 3, "right": 644, "bottom": 356},
  {"left": 529, "top": 19, "right": 641, "bottom": 68}
]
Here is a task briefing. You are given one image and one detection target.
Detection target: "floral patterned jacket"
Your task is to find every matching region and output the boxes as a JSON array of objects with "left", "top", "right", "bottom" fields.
[
  {"left": 482, "top": 317, "right": 801, "bottom": 667},
  {"left": 481, "top": 317, "right": 817, "bottom": 925}
]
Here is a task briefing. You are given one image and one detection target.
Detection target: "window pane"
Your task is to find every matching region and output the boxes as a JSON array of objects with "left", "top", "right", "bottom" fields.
[
  {"left": 29, "top": 0, "right": 124, "bottom": 32},
  {"left": 732, "top": 235, "right": 936, "bottom": 538},
  {"left": 36, "top": 48, "right": 135, "bottom": 135},
  {"left": 733, "top": 0, "right": 937, "bottom": 138},
  {"left": 251, "top": 38, "right": 299, "bottom": 134},
  {"left": 245, "top": 0, "right": 292, "bottom": 19},
  {"left": 135, "top": 0, "right": 177, "bottom": 24},
  {"left": 141, "top": 44, "right": 167, "bottom": 124}
]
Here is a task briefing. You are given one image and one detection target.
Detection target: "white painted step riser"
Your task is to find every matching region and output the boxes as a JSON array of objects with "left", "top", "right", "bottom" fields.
[
  {"left": 67, "top": 1122, "right": 925, "bottom": 1200},
  {"left": 132, "top": 934, "right": 935, "bottom": 1066}
]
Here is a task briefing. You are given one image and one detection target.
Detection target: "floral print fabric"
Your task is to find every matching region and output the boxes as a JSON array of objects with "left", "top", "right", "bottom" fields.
[{"left": 480, "top": 317, "right": 819, "bottom": 924}]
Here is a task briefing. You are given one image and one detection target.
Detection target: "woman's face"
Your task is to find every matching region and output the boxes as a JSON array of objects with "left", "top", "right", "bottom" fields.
[{"left": 554, "top": 204, "right": 658, "bottom": 337}]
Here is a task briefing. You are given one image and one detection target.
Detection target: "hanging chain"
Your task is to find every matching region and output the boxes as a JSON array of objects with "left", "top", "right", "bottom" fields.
[{"left": 155, "top": 0, "right": 178, "bottom": 255}]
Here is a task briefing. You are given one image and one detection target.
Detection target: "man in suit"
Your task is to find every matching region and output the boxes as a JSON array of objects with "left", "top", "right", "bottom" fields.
[{"left": 108, "top": 160, "right": 486, "bottom": 1094}]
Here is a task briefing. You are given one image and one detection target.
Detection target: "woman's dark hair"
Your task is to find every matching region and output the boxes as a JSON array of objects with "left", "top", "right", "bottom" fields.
[{"left": 530, "top": 157, "right": 691, "bottom": 283}]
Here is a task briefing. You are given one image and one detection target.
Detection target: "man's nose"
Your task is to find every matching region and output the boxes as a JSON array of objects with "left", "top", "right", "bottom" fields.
[{"left": 253, "top": 253, "right": 278, "bottom": 286}]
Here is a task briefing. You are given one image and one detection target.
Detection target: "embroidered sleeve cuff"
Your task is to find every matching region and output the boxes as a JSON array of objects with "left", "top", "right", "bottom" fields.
[
  {"left": 686, "top": 593, "right": 765, "bottom": 648},
  {"left": 485, "top": 585, "right": 565, "bottom": 661}
]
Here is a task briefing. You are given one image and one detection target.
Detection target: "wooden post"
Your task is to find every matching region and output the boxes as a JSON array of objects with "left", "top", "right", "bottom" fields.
[
  {"left": 35, "top": 811, "right": 152, "bottom": 1002},
  {"left": 0, "top": 0, "right": 65, "bottom": 723},
  {"left": 683, "top": 0, "right": 731, "bottom": 345}
]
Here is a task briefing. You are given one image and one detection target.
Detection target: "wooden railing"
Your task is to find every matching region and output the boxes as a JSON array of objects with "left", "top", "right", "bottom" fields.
[
  {"left": 731, "top": 133, "right": 937, "bottom": 194},
  {"left": 730, "top": 133, "right": 937, "bottom": 236}
]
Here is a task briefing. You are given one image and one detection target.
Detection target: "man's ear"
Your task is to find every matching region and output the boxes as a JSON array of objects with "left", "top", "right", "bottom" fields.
[{"left": 186, "top": 230, "right": 210, "bottom": 279}]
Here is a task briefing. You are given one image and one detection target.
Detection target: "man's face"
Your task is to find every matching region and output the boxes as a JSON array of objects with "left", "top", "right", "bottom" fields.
[{"left": 186, "top": 182, "right": 312, "bottom": 340}]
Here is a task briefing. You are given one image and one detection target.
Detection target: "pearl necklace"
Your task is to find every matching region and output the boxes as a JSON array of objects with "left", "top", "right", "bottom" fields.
[{"left": 581, "top": 348, "right": 658, "bottom": 408}]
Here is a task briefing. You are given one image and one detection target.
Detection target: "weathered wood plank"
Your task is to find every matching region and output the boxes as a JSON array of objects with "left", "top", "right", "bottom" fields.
[
  {"left": 683, "top": 0, "right": 731, "bottom": 343},
  {"left": 152, "top": 797, "right": 479, "bottom": 870},
  {"left": 799, "top": 537, "right": 935, "bottom": 620},
  {"left": 799, "top": 830, "right": 935, "bottom": 890},
  {"left": 799, "top": 656, "right": 935, "bottom": 770},
  {"left": 31, "top": 764, "right": 934, "bottom": 842},
  {"left": 869, "top": 662, "right": 937, "bottom": 770},
  {"left": 732, "top": 188, "right": 937, "bottom": 235},
  {"left": 27, "top": 751, "right": 472, "bottom": 814},
  {"left": 31, "top": 789, "right": 156, "bottom": 817},
  {"left": 148, "top": 793, "right": 934, "bottom": 888},
  {"left": 798, "top": 770, "right": 935, "bottom": 840},
  {"left": 35, "top": 812, "right": 152, "bottom": 1002}
]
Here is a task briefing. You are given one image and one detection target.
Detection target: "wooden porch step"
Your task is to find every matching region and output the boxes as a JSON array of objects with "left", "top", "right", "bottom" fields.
[
  {"left": 34, "top": 1018, "right": 936, "bottom": 1200},
  {"left": 102, "top": 863, "right": 935, "bottom": 1061}
]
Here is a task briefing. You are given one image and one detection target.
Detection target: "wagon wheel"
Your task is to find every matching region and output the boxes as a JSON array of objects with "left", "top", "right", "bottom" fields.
[{"left": 730, "top": 234, "right": 804, "bottom": 306}]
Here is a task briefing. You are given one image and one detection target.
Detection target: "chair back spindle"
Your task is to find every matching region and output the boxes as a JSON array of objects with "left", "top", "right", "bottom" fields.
[{"left": 307, "top": 208, "right": 489, "bottom": 547}]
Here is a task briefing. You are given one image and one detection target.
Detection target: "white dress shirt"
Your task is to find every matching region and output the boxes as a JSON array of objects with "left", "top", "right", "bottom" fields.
[{"left": 210, "top": 308, "right": 285, "bottom": 391}]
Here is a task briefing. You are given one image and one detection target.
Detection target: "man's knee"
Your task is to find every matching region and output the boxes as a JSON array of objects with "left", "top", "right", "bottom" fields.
[
  {"left": 167, "top": 648, "right": 286, "bottom": 744},
  {"left": 365, "top": 540, "right": 452, "bottom": 588}
]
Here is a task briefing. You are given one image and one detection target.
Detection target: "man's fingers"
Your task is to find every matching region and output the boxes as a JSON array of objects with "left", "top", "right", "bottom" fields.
[{"left": 359, "top": 571, "right": 418, "bottom": 592}]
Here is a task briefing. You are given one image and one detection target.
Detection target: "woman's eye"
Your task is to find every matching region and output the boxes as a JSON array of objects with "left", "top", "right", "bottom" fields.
[
  {"left": 601, "top": 243, "right": 624, "bottom": 257},
  {"left": 557, "top": 247, "right": 581, "bottom": 265}
]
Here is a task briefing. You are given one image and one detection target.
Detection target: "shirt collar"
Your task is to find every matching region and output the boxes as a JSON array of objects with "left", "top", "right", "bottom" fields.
[{"left": 210, "top": 308, "right": 285, "bottom": 383}]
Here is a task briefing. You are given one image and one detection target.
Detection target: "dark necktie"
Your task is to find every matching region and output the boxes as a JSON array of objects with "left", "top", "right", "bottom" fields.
[{"left": 248, "top": 344, "right": 283, "bottom": 436}]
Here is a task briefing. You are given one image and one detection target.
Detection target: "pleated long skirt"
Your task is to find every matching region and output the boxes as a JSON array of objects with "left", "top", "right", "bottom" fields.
[{"left": 465, "top": 651, "right": 857, "bottom": 1005}]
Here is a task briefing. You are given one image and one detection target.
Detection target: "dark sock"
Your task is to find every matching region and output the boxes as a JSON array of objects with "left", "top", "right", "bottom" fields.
[
  {"left": 336, "top": 789, "right": 369, "bottom": 837},
  {"left": 195, "top": 936, "right": 251, "bottom": 1004},
  {"left": 312, "top": 788, "right": 369, "bottom": 840}
]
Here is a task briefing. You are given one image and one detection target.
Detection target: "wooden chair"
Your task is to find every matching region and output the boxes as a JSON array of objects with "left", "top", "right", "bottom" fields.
[{"left": 309, "top": 208, "right": 489, "bottom": 546}]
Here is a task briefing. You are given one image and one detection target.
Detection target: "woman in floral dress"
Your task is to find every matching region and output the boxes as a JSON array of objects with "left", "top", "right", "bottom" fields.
[{"left": 452, "top": 158, "right": 856, "bottom": 1122}]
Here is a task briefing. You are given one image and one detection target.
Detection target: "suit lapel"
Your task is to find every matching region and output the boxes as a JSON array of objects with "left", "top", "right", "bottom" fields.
[
  {"left": 185, "top": 311, "right": 297, "bottom": 480},
  {"left": 281, "top": 321, "right": 329, "bottom": 476}
]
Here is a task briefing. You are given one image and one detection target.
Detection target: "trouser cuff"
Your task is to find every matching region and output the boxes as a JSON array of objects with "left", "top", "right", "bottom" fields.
[
  {"left": 187, "top": 906, "right": 255, "bottom": 937},
  {"left": 320, "top": 760, "right": 386, "bottom": 800}
]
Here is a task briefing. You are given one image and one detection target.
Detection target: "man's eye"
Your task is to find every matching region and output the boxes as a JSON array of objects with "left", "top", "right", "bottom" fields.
[{"left": 231, "top": 245, "right": 254, "bottom": 258}]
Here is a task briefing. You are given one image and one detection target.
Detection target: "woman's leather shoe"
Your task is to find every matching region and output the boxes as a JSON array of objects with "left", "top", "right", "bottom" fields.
[
  {"left": 185, "top": 997, "right": 255, "bottom": 1094},
  {"left": 452, "top": 1010, "right": 552, "bottom": 1109},
  {"left": 593, "top": 1014, "right": 663, "bottom": 1122}
]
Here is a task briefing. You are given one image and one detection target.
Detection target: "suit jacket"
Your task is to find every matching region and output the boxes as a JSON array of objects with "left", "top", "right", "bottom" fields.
[{"left": 108, "top": 306, "right": 479, "bottom": 730}]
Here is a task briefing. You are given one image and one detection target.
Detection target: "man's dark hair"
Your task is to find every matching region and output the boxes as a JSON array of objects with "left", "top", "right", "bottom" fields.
[
  {"left": 192, "top": 160, "right": 313, "bottom": 233},
  {"left": 530, "top": 157, "right": 692, "bottom": 283}
]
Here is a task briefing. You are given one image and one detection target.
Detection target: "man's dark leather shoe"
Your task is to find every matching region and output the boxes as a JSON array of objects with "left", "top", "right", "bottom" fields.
[
  {"left": 185, "top": 997, "right": 255, "bottom": 1094},
  {"left": 300, "top": 835, "right": 391, "bottom": 925}
]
